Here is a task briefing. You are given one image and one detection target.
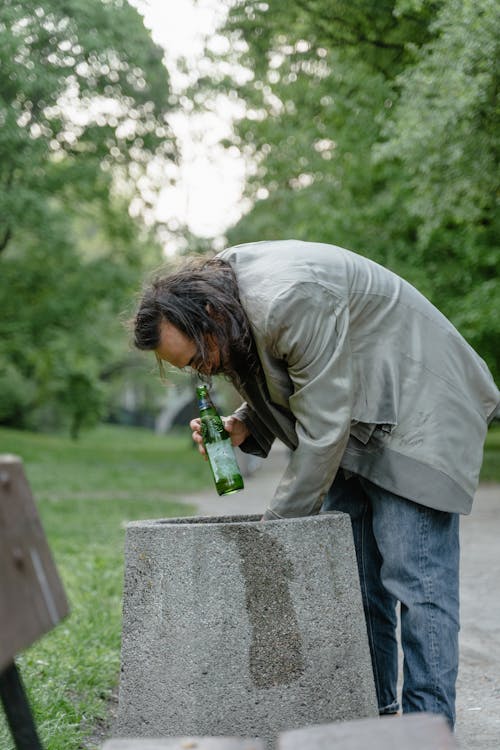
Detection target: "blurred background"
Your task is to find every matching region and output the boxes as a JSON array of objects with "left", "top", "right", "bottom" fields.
[{"left": 1, "top": 0, "right": 498, "bottom": 438}]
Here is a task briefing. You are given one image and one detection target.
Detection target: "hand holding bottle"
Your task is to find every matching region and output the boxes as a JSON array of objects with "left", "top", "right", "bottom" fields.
[
  {"left": 189, "top": 414, "right": 250, "bottom": 458},
  {"left": 194, "top": 384, "right": 247, "bottom": 496}
]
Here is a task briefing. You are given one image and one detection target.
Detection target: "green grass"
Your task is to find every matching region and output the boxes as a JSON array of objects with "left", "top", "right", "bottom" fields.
[
  {"left": 0, "top": 424, "right": 205, "bottom": 750},
  {"left": 481, "top": 422, "right": 500, "bottom": 482}
]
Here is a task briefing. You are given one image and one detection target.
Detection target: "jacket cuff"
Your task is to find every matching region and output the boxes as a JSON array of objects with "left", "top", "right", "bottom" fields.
[{"left": 233, "top": 403, "right": 274, "bottom": 458}]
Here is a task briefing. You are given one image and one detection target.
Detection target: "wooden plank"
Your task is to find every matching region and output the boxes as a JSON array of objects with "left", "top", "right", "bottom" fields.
[{"left": 0, "top": 455, "right": 69, "bottom": 671}]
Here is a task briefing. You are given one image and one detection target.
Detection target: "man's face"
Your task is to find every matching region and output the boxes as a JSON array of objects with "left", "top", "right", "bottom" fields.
[{"left": 155, "top": 319, "right": 220, "bottom": 376}]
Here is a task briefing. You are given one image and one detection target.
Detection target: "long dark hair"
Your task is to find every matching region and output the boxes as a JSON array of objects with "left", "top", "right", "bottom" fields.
[{"left": 133, "top": 256, "right": 258, "bottom": 388}]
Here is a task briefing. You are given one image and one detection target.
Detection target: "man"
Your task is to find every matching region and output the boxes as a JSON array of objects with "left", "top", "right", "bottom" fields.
[{"left": 133, "top": 239, "right": 499, "bottom": 728}]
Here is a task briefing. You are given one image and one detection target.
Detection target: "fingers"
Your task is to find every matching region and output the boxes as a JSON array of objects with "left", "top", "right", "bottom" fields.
[
  {"left": 189, "top": 417, "right": 206, "bottom": 457},
  {"left": 224, "top": 416, "right": 250, "bottom": 447},
  {"left": 190, "top": 415, "right": 250, "bottom": 456}
]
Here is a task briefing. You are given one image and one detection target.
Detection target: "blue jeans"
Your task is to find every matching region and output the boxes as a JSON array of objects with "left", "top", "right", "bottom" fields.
[{"left": 322, "top": 472, "right": 460, "bottom": 727}]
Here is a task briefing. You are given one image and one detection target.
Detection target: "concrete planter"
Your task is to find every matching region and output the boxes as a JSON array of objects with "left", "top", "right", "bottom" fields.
[{"left": 116, "top": 513, "right": 377, "bottom": 748}]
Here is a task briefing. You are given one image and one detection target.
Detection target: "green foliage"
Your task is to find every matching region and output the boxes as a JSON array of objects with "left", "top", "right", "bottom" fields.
[
  {"left": 376, "top": 0, "right": 500, "bottom": 373},
  {"left": 212, "top": 0, "right": 435, "bottom": 253},
  {"left": 194, "top": 0, "right": 499, "bottom": 381},
  {"left": 0, "top": 424, "right": 202, "bottom": 750},
  {"left": 0, "top": 0, "right": 176, "bottom": 433},
  {"left": 481, "top": 423, "right": 500, "bottom": 482},
  {"left": 0, "top": 0, "right": 175, "bottom": 238},
  {"left": 0, "top": 362, "right": 35, "bottom": 422},
  {"left": 0, "top": 213, "right": 162, "bottom": 434}
]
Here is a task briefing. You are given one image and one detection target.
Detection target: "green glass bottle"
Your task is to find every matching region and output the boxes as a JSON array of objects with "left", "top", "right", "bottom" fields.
[{"left": 196, "top": 384, "right": 244, "bottom": 496}]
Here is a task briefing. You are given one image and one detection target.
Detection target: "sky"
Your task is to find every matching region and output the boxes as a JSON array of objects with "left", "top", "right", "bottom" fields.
[{"left": 131, "top": 0, "right": 247, "bottom": 243}]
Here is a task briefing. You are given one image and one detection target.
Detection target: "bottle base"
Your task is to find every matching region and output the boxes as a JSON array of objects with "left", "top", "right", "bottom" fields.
[{"left": 218, "top": 486, "right": 244, "bottom": 496}]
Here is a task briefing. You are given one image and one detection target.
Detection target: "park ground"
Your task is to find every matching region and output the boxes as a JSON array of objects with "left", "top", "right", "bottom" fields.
[
  {"left": 190, "top": 442, "right": 500, "bottom": 750},
  {"left": 0, "top": 424, "right": 499, "bottom": 749}
]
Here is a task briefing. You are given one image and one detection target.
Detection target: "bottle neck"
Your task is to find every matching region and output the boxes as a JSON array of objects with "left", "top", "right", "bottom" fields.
[{"left": 196, "top": 386, "right": 216, "bottom": 414}]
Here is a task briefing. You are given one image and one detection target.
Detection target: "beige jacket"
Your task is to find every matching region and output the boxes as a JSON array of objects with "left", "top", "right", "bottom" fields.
[{"left": 218, "top": 240, "right": 499, "bottom": 519}]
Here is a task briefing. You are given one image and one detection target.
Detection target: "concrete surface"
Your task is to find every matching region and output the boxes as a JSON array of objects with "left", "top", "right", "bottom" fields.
[
  {"left": 278, "top": 712, "right": 457, "bottom": 749},
  {"left": 102, "top": 738, "right": 263, "bottom": 750},
  {"left": 456, "top": 483, "right": 500, "bottom": 749},
  {"left": 184, "top": 442, "right": 500, "bottom": 750},
  {"left": 116, "top": 508, "right": 377, "bottom": 748}
]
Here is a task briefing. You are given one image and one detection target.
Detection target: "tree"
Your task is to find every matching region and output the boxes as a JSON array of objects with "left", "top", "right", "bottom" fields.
[
  {"left": 191, "top": 0, "right": 499, "bottom": 379},
  {"left": 0, "top": 0, "right": 177, "bottom": 434},
  {"left": 0, "top": 0, "right": 176, "bottom": 253},
  {"left": 195, "top": 0, "right": 439, "bottom": 271},
  {"left": 376, "top": 0, "right": 500, "bottom": 376}
]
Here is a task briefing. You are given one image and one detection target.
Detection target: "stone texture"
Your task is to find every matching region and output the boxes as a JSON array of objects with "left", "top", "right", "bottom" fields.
[
  {"left": 278, "top": 713, "right": 458, "bottom": 750},
  {"left": 102, "top": 738, "right": 263, "bottom": 750},
  {"left": 116, "top": 513, "right": 377, "bottom": 748}
]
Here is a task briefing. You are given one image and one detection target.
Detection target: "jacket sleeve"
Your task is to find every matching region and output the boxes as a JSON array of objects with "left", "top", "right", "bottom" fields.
[
  {"left": 233, "top": 401, "right": 275, "bottom": 458},
  {"left": 263, "top": 282, "right": 353, "bottom": 518}
]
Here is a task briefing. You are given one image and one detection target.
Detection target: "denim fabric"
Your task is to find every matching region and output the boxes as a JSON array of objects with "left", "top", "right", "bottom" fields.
[{"left": 322, "top": 472, "right": 460, "bottom": 727}]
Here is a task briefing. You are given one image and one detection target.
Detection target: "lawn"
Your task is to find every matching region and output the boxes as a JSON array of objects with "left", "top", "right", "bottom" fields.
[
  {"left": 0, "top": 424, "right": 205, "bottom": 750},
  {"left": 481, "top": 422, "right": 500, "bottom": 483}
]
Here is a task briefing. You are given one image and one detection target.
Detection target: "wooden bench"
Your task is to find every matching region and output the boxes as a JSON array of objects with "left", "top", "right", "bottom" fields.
[{"left": 0, "top": 454, "right": 69, "bottom": 750}]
